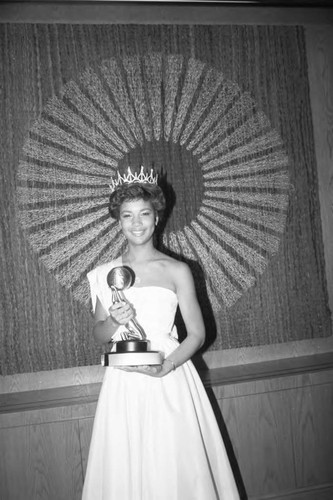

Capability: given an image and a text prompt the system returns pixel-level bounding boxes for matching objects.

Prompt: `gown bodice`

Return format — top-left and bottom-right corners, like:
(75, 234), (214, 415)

(122, 286), (178, 338)
(87, 261), (179, 344)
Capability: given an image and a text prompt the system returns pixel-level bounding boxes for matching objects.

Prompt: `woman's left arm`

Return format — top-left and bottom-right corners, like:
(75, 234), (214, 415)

(163, 261), (206, 369)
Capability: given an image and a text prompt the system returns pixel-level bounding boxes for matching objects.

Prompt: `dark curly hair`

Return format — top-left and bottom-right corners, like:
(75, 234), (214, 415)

(109, 183), (166, 221)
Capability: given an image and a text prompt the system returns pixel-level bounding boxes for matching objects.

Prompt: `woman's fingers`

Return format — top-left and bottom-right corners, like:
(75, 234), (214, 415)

(109, 301), (133, 324)
(117, 365), (163, 377)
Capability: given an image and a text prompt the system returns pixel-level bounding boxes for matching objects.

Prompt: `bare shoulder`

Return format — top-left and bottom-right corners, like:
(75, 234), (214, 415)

(157, 252), (188, 270)
(157, 253), (193, 287)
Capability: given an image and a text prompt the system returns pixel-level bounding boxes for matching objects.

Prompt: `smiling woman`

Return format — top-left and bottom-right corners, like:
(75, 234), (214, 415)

(82, 166), (240, 499)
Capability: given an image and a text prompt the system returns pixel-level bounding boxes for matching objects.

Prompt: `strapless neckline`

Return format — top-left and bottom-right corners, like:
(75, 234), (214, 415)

(129, 285), (177, 298)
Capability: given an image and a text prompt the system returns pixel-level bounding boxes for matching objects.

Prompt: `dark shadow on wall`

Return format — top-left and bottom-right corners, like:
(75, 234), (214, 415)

(206, 386), (248, 500)
(156, 173), (217, 353)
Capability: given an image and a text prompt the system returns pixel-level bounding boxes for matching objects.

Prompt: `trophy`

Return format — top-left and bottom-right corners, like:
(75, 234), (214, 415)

(101, 266), (163, 367)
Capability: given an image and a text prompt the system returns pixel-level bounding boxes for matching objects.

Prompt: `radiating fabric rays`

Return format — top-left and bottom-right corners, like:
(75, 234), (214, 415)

(163, 232), (182, 257)
(204, 171), (290, 190)
(164, 55), (184, 141)
(165, 230), (224, 310)
(197, 212), (268, 273)
(197, 112), (272, 162)
(202, 150), (289, 177)
(172, 58), (205, 143)
(205, 190), (289, 210)
(165, 230), (196, 261)
(179, 67), (225, 146)
(53, 226), (124, 288)
(18, 162), (111, 186)
(17, 186), (109, 204)
(64, 81), (130, 154)
(144, 53), (163, 141)
(44, 96), (124, 160)
(22, 141), (115, 177)
(199, 205), (281, 253)
(68, 230), (126, 304)
(122, 56), (153, 142)
(184, 226), (242, 307)
(199, 131), (282, 170)
(17, 51), (291, 308)
(19, 199), (108, 228)
(26, 211), (110, 251)
(79, 68), (137, 150)
(202, 199), (287, 233)
(191, 221), (256, 289)
(199, 130), (283, 165)
(30, 116), (118, 166)
(39, 220), (114, 270)
(56, 231), (126, 303)
(101, 58), (144, 145)
(188, 90), (254, 154)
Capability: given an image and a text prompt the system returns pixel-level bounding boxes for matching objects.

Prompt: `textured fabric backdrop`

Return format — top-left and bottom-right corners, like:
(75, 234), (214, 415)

(0, 24), (331, 375)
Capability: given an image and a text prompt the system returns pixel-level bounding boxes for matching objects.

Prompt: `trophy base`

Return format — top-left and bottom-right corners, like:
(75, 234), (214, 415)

(116, 339), (148, 353)
(102, 351), (163, 367)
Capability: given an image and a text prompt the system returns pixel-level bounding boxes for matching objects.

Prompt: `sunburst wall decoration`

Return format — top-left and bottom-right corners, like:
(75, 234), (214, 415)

(16, 52), (290, 310)
(0, 24), (331, 375)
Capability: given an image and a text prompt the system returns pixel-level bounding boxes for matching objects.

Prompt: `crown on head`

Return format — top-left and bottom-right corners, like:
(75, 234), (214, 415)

(109, 166), (158, 193)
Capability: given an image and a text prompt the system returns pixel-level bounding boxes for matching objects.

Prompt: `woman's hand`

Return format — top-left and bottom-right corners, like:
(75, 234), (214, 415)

(117, 362), (173, 378)
(108, 301), (134, 325)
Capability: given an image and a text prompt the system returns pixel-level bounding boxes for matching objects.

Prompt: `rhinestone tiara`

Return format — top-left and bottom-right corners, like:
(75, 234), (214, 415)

(109, 166), (158, 193)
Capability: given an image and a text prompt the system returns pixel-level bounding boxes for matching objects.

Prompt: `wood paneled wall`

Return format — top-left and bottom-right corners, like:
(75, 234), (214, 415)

(214, 369), (333, 499)
(1, 359), (333, 500)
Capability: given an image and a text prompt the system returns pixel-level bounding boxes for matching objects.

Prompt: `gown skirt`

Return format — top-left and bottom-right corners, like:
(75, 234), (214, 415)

(82, 265), (240, 500)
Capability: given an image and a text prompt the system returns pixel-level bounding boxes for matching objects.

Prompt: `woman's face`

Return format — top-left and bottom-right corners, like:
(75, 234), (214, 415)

(119, 198), (157, 246)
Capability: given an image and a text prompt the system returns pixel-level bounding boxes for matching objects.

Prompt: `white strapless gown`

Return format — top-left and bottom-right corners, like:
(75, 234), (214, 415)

(82, 263), (240, 500)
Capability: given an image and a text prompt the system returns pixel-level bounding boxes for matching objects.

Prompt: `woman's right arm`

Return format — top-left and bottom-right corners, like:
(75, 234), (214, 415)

(92, 297), (119, 345)
(92, 296), (134, 345)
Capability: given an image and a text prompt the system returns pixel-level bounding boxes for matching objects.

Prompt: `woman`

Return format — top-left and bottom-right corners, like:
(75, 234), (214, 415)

(82, 168), (240, 500)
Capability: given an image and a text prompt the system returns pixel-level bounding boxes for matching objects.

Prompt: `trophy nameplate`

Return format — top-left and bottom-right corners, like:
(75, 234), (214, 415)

(101, 266), (163, 367)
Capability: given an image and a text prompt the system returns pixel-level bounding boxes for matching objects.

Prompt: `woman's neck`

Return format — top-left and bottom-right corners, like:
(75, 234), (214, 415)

(124, 243), (158, 263)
